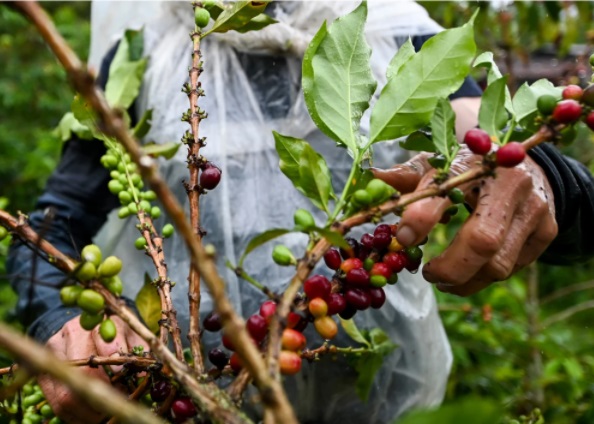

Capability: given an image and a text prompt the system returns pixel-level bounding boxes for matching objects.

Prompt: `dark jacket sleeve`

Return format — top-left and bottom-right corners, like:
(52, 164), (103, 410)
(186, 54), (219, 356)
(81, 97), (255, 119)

(7, 43), (121, 343)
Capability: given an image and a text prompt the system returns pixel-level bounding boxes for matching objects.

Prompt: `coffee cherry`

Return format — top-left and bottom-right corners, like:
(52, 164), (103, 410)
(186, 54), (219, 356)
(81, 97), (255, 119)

(346, 268), (370, 287)
(536, 94), (558, 116)
(118, 207), (131, 219)
(373, 224), (392, 236)
(200, 166), (221, 190)
(582, 85), (594, 107)
(0, 226), (7, 241)
(496, 142), (526, 168)
(79, 311), (103, 331)
(404, 246), (423, 262)
(246, 314), (268, 342)
(40, 404), (53, 418)
(101, 154), (118, 169)
(314, 316), (338, 340)
(108, 180), (124, 195)
(150, 206), (161, 219)
(222, 334), (235, 351)
(326, 293), (347, 315)
(139, 200), (151, 212)
(340, 237), (360, 260)
(359, 233), (374, 249)
(464, 128), (492, 155)
(303, 275), (331, 300)
(208, 348), (229, 370)
(562, 84), (583, 101)
(203, 311), (223, 332)
(282, 328), (307, 351)
(272, 245), (296, 266)
(128, 202), (139, 214)
(150, 380), (172, 402)
(340, 258), (363, 273)
(143, 190), (157, 201)
(405, 257), (422, 273)
(60, 285), (83, 307)
(339, 304), (357, 320)
(388, 273), (399, 285)
(81, 244), (102, 267)
(279, 351), (302, 375)
(363, 257), (375, 271)
(76, 261), (97, 281)
(309, 298), (328, 318)
(372, 232), (392, 250)
(387, 237), (404, 252)
(98, 256), (122, 278)
(99, 318), (117, 343)
(162, 223), (175, 238)
(344, 288), (371, 310)
(171, 398), (197, 423)
(352, 189), (372, 208)
(259, 300), (277, 323)
(552, 99), (582, 123)
(77, 289), (105, 314)
(369, 287), (386, 309)
(366, 179), (390, 203)
(448, 188), (465, 204)
(370, 262), (392, 279)
(194, 7), (211, 28)
(585, 111), (594, 131)
(135, 237), (147, 250)
(229, 353), (242, 373)
(370, 275), (387, 287)
(118, 191), (132, 205)
(287, 312), (308, 332)
(383, 252), (406, 273)
(294, 208), (316, 230)
(323, 248), (342, 270)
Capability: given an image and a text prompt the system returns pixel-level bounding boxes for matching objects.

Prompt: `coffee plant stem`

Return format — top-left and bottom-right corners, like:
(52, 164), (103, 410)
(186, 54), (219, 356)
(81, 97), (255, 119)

(225, 261), (277, 300)
(10, 3), (298, 422)
(0, 322), (165, 424)
(328, 151), (364, 223)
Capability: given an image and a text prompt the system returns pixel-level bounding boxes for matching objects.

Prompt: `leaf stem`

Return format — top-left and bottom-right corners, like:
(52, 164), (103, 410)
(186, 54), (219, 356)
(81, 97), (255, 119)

(328, 151), (363, 224)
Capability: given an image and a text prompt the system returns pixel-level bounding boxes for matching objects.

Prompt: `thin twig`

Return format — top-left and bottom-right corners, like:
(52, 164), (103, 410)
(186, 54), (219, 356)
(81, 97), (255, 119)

(540, 279), (594, 305)
(540, 299), (594, 329)
(227, 369), (252, 405)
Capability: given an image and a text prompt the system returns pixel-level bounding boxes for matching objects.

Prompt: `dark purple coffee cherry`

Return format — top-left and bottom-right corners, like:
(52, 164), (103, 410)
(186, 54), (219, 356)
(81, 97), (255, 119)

(203, 311), (222, 332)
(338, 304), (357, 320)
(200, 164), (222, 190)
(345, 288), (371, 310)
(340, 237), (360, 260)
(372, 232), (392, 250)
(373, 224), (392, 237)
(150, 380), (172, 402)
(171, 398), (197, 423)
(360, 233), (374, 249)
(346, 268), (370, 287)
(369, 287), (386, 309)
(208, 348), (229, 370)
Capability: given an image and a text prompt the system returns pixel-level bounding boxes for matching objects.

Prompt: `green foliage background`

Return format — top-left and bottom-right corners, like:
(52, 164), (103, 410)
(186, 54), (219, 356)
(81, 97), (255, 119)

(2, 2), (594, 423)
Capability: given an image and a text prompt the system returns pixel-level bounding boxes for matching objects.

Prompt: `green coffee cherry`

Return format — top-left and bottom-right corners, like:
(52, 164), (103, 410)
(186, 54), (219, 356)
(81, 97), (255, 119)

(590, 53), (594, 68)
(131, 174), (142, 187)
(150, 206), (161, 219)
(352, 189), (372, 207)
(118, 190), (132, 204)
(126, 163), (137, 173)
(79, 311), (104, 331)
(0, 226), (8, 241)
(98, 256), (123, 278)
(60, 285), (83, 307)
(162, 224), (175, 238)
(110, 170), (120, 179)
(128, 202), (139, 214)
(194, 7), (211, 28)
(370, 275), (387, 288)
(135, 237), (148, 250)
(104, 276), (124, 296)
(404, 246), (423, 262)
(75, 262), (97, 281)
(388, 273), (399, 285)
(117, 162), (126, 173)
(118, 207), (131, 219)
(108, 180), (124, 195)
(40, 404), (53, 418)
(272, 245), (296, 266)
(81, 244), (102, 267)
(537, 94), (558, 116)
(22, 384), (34, 396)
(448, 188), (465, 204)
(363, 257), (375, 271)
(143, 190), (157, 201)
(118, 174), (128, 185)
(99, 318), (117, 343)
(366, 179), (389, 203)
(49, 416), (63, 424)
(22, 393), (43, 408)
(139, 200), (151, 212)
(559, 126), (577, 146)
(77, 289), (105, 314)
(293, 209), (315, 230)
(100, 155), (118, 169)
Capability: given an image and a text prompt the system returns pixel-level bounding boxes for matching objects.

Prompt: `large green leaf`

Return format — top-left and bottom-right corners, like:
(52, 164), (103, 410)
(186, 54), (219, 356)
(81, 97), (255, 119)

(478, 76), (509, 141)
(202, 1), (269, 36)
(473, 52), (513, 114)
(239, 228), (291, 267)
(339, 318), (371, 347)
(233, 13), (277, 34)
(142, 142), (181, 159)
(54, 112), (93, 141)
(105, 59), (147, 110)
(512, 79), (562, 128)
(386, 38), (415, 80)
(399, 130), (435, 153)
(298, 144), (334, 214)
(431, 98), (458, 161)
(274, 131), (307, 186)
(308, 2), (376, 153)
(133, 109), (153, 138)
(370, 13), (477, 142)
(135, 276), (161, 334)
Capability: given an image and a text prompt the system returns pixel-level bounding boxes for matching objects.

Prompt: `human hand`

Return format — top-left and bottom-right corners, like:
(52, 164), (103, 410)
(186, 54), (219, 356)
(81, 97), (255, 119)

(39, 315), (149, 424)
(372, 147), (558, 296)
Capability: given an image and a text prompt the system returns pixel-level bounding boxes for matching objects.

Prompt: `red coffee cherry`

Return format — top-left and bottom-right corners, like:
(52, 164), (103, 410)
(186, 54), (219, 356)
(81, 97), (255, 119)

(259, 300), (277, 323)
(344, 288), (371, 310)
(200, 164), (222, 190)
(171, 398), (197, 423)
(369, 287), (386, 309)
(222, 334), (235, 351)
(346, 268), (370, 287)
(340, 258), (363, 273)
(246, 314), (268, 342)
(229, 352), (242, 373)
(373, 224), (392, 237)
(496, 142), (526, 168)
(303, 275), (331, 300)
(323, 248), (342, 270)
(585, 111), (594, 131)
(552, 99), (582, 123)
(464, 128), (492, 155)
(359, 233), (375, 249)
(281, 328), (307, 351)
(326, 293), (347, 316)
(279, 350), (302, 375)
(383, 252), (407, 273)
(562, 84), (583, 101)
(372, 232), (392, 250)
(287, 312), (308, 332)
(370, 262), (392, 279)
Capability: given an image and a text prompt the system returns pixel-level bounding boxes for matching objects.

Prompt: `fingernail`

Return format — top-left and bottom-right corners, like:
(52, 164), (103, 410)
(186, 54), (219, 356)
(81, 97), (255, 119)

(396, 225), (416, 246)
(110, 353), (123, 373)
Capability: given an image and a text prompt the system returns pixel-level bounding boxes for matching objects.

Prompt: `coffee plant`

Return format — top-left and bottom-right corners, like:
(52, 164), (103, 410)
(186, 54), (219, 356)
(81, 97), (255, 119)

(1, 1), (594, 423)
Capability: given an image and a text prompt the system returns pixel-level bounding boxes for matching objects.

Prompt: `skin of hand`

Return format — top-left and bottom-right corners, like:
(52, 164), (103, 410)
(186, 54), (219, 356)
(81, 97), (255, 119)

(38, 315), (149, 424)
(372, 146), (558, 296)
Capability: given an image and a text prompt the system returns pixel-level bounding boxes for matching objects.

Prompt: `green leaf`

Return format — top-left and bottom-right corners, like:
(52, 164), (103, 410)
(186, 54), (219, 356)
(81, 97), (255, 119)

(298, 144), (334, 214)
(344, 168), (374, 202)
(54, 112), (93, 141)
(512, 79), (563, 128)
(399, 130), (435, 153)
(370, 13), (477, 142)
(123, 28), (144, 61)
(309, 2), (377, 153)
(396, 397), (502, 424)
(142, 142), (181, 159)
(478, 76), (509, 141)
(71, 94), (96, 127)
(386, 38), (415, 80)
(339, 318), (371, 347)
(105, 59), (147, 110)
(204, 1), (225, 20)
(133, 109), (153, 138)
(239, 228), (291, 267)
(430, 98), (457, 160)
(473, 52), (513, 114)
(135, 276), (161, 333)
(274, 131), (307, 186)
(312, 227), (349, 249)
(202, 1), (269, 36)
(233, 14), (277, 34)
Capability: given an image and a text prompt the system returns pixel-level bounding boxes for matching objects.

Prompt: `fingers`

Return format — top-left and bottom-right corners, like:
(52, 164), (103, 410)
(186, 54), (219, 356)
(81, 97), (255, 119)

(371, 152), (433, 194)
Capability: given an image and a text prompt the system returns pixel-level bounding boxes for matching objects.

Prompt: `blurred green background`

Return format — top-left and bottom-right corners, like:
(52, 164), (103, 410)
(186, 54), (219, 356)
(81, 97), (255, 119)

(2, 2), (594, 423)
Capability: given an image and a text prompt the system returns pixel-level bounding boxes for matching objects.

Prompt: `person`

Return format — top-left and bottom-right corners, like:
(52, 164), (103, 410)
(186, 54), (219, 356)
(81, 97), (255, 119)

(7, 1), (594, 423)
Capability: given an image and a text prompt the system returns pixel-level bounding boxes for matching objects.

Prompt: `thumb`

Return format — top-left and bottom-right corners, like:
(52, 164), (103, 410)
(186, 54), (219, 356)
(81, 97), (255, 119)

(370, 153), (433, 194)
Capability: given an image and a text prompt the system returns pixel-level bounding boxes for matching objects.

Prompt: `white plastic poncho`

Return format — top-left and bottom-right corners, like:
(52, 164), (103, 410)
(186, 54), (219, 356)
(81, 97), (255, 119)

(92, 2), (451, 422)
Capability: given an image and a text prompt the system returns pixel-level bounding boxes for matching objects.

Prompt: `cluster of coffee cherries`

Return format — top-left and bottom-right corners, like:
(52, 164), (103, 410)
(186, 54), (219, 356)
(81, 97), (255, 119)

(59, 244), (123, 343)
(142, 378), (197, 424)
(2, 382), (61, 424)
